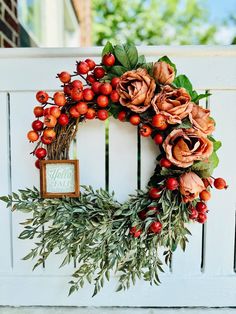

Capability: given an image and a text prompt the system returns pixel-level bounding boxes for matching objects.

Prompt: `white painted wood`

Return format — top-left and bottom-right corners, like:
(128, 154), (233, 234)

(0, 274), (236, 306)
(0, 93), (12, 272)
(76, 119), (106, 189)
(9, 92), (43, 274)
(109, 118), (137, 202)
(204, 90), (236, 275)
(0, 47), (236, 91)
(172, 92), (207, 275)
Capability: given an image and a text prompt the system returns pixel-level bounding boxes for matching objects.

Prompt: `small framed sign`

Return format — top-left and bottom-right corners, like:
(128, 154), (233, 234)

(40, 160), (79, 198)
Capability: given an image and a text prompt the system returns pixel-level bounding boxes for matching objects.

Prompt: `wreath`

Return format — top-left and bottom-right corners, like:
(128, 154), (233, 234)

(0, 42), (228, 296)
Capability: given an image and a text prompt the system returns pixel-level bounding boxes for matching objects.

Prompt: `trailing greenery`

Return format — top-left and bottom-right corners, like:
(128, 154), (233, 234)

(0, 186), (190, 296)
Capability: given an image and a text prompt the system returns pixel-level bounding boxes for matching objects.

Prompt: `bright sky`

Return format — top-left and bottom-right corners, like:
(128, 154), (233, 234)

(207, 0), (236, 22)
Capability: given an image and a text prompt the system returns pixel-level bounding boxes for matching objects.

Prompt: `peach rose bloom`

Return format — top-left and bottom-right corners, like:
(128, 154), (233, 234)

(179, 172), (205, 202)
(189, 103), (215, 135)
(162, 128), (213, 168)
(116, 68), (156, 113)
(151, 85), (193, 124)
(153, 61), (175, 84)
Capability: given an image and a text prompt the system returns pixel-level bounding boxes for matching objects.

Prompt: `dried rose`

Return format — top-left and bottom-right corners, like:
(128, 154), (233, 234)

(179, 172), (205, 202)
(189, 103), (215, 135)
(117, 68), (156, 113)
(162, 128), (213, 168)
(153, 61), (175, 84)
(151, 85), (192, 124)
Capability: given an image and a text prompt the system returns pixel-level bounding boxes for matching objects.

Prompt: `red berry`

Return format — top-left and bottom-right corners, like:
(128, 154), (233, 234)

(130, 226), (142, 238)
(129, 115), (140, 126)
(64, 84), (73, 95)
(197, 213), (207, 224)
(199, 190), (211, 201)
(102, 53), (115, 67)
(77, 61), (90, 74)
(32, 120), (43, 131)
(43, 128), (56, 140)
(71, 80), (83, 90)
(97, 109), (109, 121)
(71, 89), (83, 101)
(140, 125), (152, 137)
(94, 67), (105, 79)
(189, 207), (198, 220)
(154, 133), (163, 145)
(97, 95), (109, 108)
(35, 147), (47, 159)
(53, 92), (66, 107)
(196, 202), (208, 213)
(214, 178), (228, 190)
(76, 102), (88, 115)
(44, 114), (57, 128)
(165, 178), (179, 190)
(58, 113), (69, 126)
(149, 187), (161, 199)
(160, 158), (172, 168)
(149, 221), (162, 234)
(152, 114), (168, 130)
(110, 90), (120, 103)
(118, 111), (126, 122)
(50, 106), (61, 118)
(111, 77), (120, 89)
(85, 108), (96, 120)
(35, 159), (41, 169)
(83, 88), (94, 101)
(138, 210), (146, 220)
(27, 130), (39, 142)
(33, 106), (44, 117)
(99, 83), (112, 95)
(85, 58), (96, 70)
(69, 106), (80, 118)
(92, 81), (102, 94)
(43, 108), (51, 116)
(41, 136), (53, 145)
(86, 74), (96, 84)
(36, 91), (49, 104)
(58, 71), (71, 83)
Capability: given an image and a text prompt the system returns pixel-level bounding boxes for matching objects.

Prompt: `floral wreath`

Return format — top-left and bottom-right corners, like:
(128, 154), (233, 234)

(0, 42), (228, 296)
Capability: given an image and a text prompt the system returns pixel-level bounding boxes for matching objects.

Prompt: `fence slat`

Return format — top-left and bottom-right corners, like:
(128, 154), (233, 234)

(0, 92), (12, 272)
(171, 92), (207, 275)
(109, 118), (137, 202)
(9, 92), (43, 274)
(204, 90), (236, 275)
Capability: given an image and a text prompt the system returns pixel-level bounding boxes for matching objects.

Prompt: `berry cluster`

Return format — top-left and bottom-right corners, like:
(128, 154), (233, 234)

(27, 54), (120, 168)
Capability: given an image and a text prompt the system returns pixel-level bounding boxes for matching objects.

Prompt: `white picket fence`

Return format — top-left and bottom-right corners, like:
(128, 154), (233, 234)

(0, 46), (236, 307)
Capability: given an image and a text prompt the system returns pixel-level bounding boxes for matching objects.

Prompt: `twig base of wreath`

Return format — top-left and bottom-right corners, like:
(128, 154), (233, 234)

(40, 159), (79, 198)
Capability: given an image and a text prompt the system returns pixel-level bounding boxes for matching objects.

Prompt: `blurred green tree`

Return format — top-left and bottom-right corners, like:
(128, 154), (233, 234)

(92, 0), (217, 45)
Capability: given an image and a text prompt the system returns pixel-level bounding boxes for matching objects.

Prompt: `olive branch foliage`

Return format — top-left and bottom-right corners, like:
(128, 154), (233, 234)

(0, 185), (191, 296)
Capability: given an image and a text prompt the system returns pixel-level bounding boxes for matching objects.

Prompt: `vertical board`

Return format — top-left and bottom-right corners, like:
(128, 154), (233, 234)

(9, 92), (43, 274)
(172, 92), (207, 275)
(76, 119), (106, 189)
(109, 118), (137, 202)
(204, 90), (236, 276)
(0, 93), (12, 272)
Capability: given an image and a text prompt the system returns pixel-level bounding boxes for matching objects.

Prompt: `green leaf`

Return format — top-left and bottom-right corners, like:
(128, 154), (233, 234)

(114, 43), (138, 69)
(140, 62), (153, 75)
(158, 56), (177, 74)
(137, 55), (146, 65)
(192, 92), (211, 103)
(0, 196), (10, 203)
(175, 118), (192, 129)
(173, 75), (193, 95)
(102, 41), (114, 56)
(110, 65), (127, 76)
(208, 136), (222, 151)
